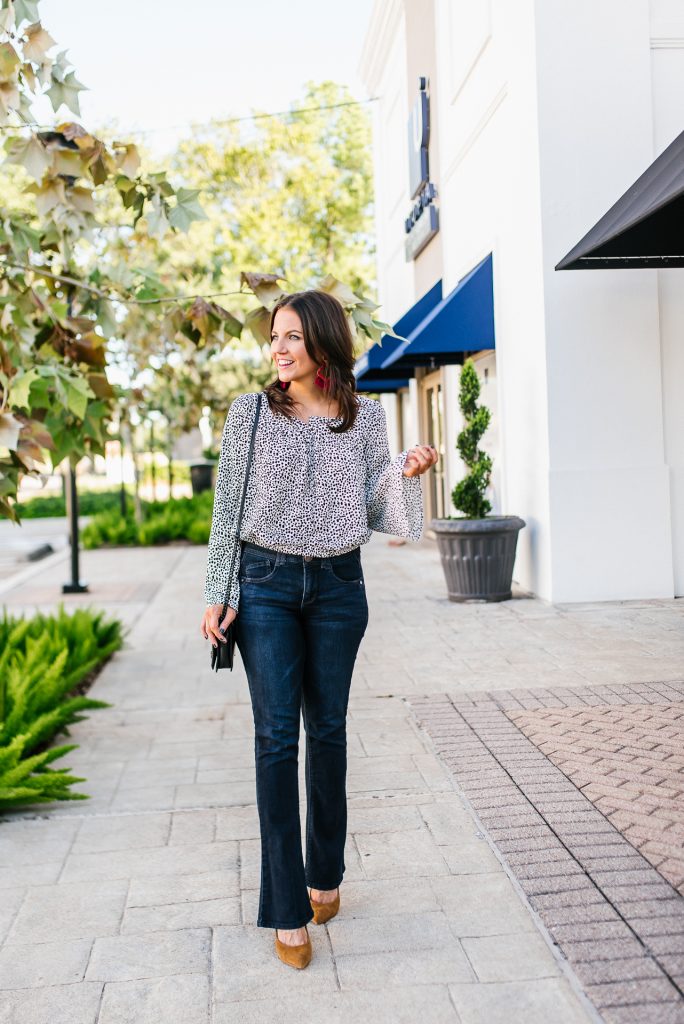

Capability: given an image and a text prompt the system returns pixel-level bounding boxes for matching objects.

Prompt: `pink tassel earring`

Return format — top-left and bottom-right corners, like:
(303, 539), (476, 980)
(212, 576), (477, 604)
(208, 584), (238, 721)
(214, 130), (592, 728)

(314, 363), (330, 390)
(278, 379), (290, 390)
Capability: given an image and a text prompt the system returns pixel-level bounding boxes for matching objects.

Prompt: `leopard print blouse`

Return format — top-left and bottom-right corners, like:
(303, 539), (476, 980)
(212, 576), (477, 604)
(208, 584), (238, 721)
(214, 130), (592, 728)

(203, 391), (424, 609)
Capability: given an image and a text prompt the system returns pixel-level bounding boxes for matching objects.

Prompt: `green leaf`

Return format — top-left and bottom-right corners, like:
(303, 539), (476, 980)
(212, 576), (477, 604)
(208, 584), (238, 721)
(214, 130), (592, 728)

(96, 299), (118, 338)
(4, 133), (50, 181)
(145, 194), (169, 238)
(133, 286), (158, 301)
(19, 372), (50, 409)
(0, 4), (15, 31)
(63, 377), (93, 420)
(51, 148), (84, 178)
(46, 70), (87, 116)
(114, 175), (137, 194)
(30, 177), (66, 216)
(5, 219), (41, 258)
(80, 397), (107, 439)
(168, 188), (207, 231)
(12, 0), (40, 25)
(9, 367), (40, 409)
(49, 50), (70, 85)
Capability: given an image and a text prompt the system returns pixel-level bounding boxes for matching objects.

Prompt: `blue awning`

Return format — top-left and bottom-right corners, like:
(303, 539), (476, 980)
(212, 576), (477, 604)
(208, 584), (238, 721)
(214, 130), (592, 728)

(380, 254), (494, 370)
(354, 280), (442, 390)
(355, 377), (411, 393)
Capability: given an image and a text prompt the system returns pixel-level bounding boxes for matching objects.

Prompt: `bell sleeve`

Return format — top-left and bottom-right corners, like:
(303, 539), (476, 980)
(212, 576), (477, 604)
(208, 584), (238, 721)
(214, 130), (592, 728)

(364, 401), (424, 541)
(203, 393), (252, 611)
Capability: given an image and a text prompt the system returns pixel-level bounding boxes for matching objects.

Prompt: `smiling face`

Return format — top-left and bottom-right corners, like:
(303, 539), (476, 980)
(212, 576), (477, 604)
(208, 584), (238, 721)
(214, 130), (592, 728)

(270, 306), (321, 384)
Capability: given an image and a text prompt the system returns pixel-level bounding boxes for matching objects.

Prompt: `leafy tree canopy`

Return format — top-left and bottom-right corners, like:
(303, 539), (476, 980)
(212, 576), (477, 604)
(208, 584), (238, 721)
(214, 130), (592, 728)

(0, 2), (395, 522)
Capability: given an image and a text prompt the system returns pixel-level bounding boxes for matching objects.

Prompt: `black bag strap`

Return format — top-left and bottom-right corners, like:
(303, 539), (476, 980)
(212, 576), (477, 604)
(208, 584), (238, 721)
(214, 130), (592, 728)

(221, 391), (263, 614)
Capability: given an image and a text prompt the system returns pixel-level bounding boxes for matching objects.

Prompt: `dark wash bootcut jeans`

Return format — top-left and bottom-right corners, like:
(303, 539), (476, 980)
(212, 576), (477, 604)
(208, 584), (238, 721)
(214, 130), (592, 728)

(234, 540), (369, 929)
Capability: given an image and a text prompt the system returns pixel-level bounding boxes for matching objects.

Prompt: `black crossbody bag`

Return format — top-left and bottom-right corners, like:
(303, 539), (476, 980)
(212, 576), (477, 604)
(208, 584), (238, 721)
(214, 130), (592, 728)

(210, 391), (263, 672)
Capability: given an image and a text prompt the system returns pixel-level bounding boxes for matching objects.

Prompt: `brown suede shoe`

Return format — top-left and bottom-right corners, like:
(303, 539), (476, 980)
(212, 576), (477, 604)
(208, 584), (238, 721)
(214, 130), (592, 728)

(309, 886), (340, 925)
(274, 925), (312, 969)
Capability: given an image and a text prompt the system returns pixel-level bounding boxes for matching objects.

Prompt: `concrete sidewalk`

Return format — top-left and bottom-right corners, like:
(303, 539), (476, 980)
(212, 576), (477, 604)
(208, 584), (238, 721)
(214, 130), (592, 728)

(0, 515), (74, 585)
(0, 535), (680, 1023)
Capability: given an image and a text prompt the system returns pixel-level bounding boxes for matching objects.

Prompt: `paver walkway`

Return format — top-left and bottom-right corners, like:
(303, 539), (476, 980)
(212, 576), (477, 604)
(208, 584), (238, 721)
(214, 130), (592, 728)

(0, 535), (681, 1023)
(410, 683), (684, 1023)
(511, 701), (684, 895)
(0, 516), (71, 583)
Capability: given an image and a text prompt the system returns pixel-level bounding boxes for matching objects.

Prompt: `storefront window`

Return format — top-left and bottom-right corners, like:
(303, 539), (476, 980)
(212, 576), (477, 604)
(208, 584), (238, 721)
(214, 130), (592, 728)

(423, 374), (446, 521)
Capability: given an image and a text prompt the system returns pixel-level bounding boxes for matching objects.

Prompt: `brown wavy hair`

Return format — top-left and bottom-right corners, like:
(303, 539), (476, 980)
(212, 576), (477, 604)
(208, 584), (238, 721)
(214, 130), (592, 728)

(264, 289), (360, 433)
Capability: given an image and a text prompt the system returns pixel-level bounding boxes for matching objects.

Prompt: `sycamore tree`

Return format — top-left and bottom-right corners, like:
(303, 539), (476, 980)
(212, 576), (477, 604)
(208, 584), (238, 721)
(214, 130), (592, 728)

(120, 80), (384, 444)
(168, 80), (376, 296)
(0, 7), (399, 523)
(130, 268), (399, 459)
(0, 0), (207, 521)
(96, 81), (390, 451)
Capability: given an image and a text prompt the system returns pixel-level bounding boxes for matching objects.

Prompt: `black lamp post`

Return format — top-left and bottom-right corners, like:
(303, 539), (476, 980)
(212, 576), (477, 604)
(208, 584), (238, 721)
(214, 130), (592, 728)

(117, 407), (127, 518)
(62, 458), (88, 594)
(62, 284), (88, 594)
(149, 416), (156, 502)
(119, 435), (127, 518)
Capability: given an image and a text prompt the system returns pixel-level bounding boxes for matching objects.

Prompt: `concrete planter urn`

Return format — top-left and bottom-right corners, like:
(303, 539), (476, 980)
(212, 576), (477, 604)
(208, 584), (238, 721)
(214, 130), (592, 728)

(430, 515), (526, 602)
(433, 357), (526, 602)
(189, 460), (216, 495)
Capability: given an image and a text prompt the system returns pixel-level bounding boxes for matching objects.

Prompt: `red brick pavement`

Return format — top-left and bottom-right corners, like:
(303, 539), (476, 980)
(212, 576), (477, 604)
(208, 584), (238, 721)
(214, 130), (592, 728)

(509, 704), (684, 896)
(407, 681), (684, 1024)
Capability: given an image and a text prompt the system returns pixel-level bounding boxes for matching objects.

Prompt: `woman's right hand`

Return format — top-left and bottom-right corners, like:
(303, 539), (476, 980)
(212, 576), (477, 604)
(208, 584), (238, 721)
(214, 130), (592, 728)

(200, 604), (237, 647)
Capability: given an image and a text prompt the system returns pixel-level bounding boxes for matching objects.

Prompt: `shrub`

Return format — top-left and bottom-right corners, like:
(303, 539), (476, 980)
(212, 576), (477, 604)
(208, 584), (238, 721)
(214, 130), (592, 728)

(83, 492), (212, 548)
(16, 488), (133, 519)
(451, 358), (493, 519)
(0, 605), (124, 810)
(82, 508), (140, 548)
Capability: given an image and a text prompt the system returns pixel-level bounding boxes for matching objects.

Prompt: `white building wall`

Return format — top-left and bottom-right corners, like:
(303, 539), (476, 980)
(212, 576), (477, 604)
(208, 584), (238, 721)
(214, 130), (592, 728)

(433, 0), (552, 596)
(650, 0), (684, 596)
(471, 353), (502, 515)
(360, 2), (415, 463)
(535, 0), (674, 601)
(442, 363), (462, 512)
(380, 392), (401, 455)
(360, 0), (682, 600)
(362, 1), (415, 329)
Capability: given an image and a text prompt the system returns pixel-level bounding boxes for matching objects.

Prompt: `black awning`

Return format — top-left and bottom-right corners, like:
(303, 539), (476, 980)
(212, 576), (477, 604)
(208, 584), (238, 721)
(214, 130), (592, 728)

(556, 129), (684, 270)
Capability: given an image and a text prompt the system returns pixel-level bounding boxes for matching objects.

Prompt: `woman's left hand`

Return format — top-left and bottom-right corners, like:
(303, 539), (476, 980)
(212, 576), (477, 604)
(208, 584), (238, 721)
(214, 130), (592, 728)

(402, 444), (439, 478)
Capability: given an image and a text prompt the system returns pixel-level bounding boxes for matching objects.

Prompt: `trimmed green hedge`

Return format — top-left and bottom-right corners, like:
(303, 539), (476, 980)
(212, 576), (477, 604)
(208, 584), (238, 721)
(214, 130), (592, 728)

(83, 492), (212, 548)
(17, 468), (192, 519)
(0, 605), (124, 811)
(16, 488), (131, 519)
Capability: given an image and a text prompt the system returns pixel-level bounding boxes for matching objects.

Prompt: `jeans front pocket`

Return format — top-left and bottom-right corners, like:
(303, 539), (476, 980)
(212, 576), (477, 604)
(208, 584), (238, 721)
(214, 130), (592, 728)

(327, 549), (363, 584)
(239, 550), (279, 583)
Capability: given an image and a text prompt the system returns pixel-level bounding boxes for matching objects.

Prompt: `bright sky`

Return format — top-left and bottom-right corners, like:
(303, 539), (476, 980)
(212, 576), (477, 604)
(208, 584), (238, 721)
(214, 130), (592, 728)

(36, 0), (376, 157)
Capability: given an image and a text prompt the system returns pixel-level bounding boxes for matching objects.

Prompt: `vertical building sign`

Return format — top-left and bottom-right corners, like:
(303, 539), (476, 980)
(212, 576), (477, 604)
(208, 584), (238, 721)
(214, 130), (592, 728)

(405, 76), (439, 260)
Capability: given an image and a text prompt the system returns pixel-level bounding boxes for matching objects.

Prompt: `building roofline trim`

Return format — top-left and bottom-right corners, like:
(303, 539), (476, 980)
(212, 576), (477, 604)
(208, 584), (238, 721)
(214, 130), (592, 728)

(357, 0), (404, 93)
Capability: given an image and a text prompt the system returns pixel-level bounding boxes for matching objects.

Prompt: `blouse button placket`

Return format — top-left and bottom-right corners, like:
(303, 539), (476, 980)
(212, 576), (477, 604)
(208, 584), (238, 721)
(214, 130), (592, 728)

(296, 418), (315, 527)
(305, 421), (317, 489)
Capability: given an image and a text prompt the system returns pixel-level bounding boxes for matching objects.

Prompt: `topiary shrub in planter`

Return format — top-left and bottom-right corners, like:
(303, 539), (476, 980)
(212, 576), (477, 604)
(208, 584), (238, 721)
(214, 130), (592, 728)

(431, 358), (525, 602)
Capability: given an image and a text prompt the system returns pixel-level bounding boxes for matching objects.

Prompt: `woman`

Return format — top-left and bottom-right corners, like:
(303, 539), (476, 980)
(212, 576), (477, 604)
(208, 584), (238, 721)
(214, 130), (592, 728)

(200, 289), (438, 969)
